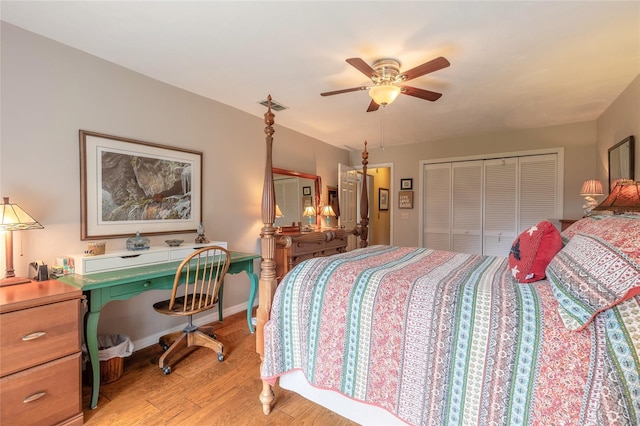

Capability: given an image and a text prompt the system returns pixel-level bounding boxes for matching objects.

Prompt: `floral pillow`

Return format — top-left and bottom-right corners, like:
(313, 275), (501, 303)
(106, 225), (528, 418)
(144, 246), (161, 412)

(508, 220), (563, 283)
(546, 233), (640, 331)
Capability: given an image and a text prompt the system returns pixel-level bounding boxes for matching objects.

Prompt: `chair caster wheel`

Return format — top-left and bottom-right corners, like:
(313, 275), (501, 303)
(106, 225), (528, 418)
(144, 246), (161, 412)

(217, 353), (224, 362)
(160, 343), (169, 351)
(162, 366), (171, 375)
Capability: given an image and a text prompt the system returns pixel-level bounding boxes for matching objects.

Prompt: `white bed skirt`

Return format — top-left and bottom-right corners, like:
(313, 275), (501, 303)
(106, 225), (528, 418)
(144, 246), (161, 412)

(279, 369), (409, 425)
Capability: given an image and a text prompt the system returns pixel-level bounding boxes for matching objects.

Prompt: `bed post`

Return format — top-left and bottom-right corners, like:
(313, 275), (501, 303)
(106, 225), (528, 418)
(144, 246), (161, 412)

(359, 141), (369, 248)
(258, 95), (277, 415)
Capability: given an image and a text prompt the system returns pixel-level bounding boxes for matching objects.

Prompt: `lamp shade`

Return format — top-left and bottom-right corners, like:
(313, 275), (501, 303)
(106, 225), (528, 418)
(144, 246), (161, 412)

(303, 206), (316, 217)
(321, 205), (336, 217)
(579, 179), (604, 196)
(0, 197), (43, 231)
(275, 204), (284, 218)
(592, 180), (640, 212)
(369, 84), (401, 106)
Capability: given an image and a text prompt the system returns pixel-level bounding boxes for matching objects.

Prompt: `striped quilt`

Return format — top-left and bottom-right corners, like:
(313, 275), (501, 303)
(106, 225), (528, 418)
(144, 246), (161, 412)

(261, 245), (639, 425)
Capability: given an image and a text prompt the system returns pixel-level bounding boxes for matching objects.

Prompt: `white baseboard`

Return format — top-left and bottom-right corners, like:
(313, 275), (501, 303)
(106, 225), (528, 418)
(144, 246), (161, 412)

(131, 301), (254, 351)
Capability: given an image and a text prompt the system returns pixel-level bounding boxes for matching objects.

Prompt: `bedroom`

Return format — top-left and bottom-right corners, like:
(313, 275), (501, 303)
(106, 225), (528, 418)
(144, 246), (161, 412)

(1, 1), (639, 424)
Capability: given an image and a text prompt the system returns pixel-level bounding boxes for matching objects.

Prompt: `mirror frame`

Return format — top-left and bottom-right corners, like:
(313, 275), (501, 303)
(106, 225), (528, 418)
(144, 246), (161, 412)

(608, 135), (635, 192)
(273, 167), (322, 227)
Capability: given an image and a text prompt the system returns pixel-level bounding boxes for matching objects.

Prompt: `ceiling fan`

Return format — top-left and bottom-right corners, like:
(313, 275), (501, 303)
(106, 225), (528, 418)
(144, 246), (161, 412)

(320, 56), (450, 112)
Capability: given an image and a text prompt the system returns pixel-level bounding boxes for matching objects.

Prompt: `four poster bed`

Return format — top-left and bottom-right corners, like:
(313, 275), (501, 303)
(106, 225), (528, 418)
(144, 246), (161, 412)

(255, 98), (640, 425)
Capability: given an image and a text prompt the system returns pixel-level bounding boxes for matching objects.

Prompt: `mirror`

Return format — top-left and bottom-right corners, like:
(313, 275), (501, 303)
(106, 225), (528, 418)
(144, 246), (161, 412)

(608, 136), (635, 192)
(273, 167), (321, 229)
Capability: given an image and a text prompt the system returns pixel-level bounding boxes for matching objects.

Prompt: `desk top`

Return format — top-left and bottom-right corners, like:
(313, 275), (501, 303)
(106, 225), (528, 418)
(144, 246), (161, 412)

(58, 251), (259, 290)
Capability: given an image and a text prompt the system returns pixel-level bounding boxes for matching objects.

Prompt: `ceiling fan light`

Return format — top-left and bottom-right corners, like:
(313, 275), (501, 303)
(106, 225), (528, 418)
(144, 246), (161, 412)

(369, 84), (401, 106)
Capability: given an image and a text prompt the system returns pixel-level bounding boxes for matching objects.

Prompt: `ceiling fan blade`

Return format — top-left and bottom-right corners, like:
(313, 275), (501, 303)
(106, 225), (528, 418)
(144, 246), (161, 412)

(346, 58), (380, 80)
(400, 57), (450, 82)
(400, 86), (443, 102)
(367, 99), (380, 112)
(320, 86), (368, 96)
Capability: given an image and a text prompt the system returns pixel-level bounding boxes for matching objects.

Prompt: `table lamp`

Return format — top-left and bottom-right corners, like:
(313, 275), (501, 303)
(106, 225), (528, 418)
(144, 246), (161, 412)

(579, 179), (604, 215)
(1, 197), (44, 286)
(592, 180), (640, 213)
(303, 206), (316, 227)
(321, 205), (336, 228)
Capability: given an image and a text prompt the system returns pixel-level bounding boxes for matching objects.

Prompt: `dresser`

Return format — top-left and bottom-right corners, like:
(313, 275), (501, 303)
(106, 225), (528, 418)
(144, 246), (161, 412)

(275, 228), (357, 281)
(0, 279), (83, 425)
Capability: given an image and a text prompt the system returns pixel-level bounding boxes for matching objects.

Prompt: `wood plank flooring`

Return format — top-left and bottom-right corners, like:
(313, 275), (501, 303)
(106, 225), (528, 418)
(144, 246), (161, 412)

(82, 310), (357, 425)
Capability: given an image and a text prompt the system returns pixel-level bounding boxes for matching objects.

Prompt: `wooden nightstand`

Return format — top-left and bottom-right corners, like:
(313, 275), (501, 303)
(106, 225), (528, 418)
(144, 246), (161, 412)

(559, 219), (578, 231)
(0, 279), (83, 425)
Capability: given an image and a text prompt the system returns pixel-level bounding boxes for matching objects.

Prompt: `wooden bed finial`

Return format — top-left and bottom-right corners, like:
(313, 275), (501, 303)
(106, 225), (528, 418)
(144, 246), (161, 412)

(359, 141), (369, 248)
(258, 94), (277, 415)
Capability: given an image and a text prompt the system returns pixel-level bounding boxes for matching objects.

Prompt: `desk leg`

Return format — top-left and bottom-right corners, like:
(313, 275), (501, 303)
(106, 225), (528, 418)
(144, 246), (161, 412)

(218, 281), (224, 322)
(246, 271), (258, 333)
(85, 310), (101, 409)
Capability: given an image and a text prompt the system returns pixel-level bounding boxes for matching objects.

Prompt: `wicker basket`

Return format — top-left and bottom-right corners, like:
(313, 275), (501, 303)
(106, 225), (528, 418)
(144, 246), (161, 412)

(100, 357), (124, 384)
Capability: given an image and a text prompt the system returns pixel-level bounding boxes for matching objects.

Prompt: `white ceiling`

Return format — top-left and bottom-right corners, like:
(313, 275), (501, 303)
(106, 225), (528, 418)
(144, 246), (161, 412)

(2, 1), (639, 151)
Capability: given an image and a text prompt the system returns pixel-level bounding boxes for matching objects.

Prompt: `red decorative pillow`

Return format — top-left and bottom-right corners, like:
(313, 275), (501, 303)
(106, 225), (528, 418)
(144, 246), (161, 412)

(509, 221), (563, 283)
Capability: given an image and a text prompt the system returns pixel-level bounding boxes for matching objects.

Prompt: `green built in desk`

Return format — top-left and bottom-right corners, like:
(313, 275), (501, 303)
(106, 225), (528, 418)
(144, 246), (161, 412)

(58, 251), (259, 409)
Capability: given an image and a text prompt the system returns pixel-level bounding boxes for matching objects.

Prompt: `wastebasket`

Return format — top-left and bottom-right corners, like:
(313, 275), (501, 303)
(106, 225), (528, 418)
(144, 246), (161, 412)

(95, 334), (134, 384)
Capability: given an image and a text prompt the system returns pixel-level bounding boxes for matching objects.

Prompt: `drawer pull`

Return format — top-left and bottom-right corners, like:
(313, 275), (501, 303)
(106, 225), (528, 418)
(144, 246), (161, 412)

(143, 281), (151, 288)
(120, 254), (141, 259)
(22, 331), (46, 341)
(23, 391), (46, 403)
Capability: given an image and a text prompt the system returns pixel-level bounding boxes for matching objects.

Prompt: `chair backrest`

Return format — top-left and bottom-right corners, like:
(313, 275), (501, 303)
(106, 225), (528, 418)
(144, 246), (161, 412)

(168, 246), (231, 314)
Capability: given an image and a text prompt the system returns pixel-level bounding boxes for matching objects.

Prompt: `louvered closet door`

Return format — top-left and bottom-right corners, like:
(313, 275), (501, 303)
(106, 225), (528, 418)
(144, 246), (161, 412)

(423, 163), (451, 250)
(483, 158), (517, 257)
(452, 161), (482, 254)
(519, 154), (559, 232)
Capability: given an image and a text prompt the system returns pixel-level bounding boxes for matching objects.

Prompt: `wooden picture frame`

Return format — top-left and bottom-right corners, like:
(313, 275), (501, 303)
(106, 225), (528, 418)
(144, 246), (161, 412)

(399, 190), (414, 209)
(302, 186), (312, 196)
(79, 130), (203, 240)
(608, 135), (635, 192)
(400, 178), (413, 190)
(379, 188), (389, 211)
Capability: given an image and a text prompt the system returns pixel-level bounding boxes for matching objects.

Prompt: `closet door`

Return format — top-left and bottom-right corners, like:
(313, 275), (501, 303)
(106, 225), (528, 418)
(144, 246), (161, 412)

(451, 161), (483, 254)
(519, 154), (559, 232)
(423, 163), (451, 250)
(483, 158), (517, 257)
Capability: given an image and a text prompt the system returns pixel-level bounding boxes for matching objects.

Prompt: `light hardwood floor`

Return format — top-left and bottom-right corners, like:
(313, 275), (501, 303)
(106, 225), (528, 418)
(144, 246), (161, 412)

(82, 310), (357, 425)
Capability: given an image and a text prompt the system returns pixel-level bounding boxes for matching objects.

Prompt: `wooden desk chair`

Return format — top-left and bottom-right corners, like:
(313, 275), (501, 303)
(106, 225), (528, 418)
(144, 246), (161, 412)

(153, 246), (230, 374)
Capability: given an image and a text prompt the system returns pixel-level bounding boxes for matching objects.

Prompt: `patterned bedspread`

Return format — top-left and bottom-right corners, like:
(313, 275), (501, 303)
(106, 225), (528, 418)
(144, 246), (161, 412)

(261, 245), (639, 425)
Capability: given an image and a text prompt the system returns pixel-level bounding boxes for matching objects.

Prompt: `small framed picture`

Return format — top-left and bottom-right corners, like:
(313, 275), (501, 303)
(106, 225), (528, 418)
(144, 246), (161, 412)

(379, 188), (389, 211)
(400, 178), (413, 190)
(399, 191), (414, 209)
(302, 186), (311, 196)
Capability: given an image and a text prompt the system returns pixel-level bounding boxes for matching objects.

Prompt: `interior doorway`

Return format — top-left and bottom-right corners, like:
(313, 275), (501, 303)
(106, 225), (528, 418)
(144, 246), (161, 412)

(339, 163), (392, 248)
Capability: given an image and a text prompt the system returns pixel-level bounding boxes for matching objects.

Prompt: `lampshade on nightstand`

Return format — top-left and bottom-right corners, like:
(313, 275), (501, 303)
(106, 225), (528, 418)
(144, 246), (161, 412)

(579, 179), (604, 215)
(592, 180), (640, 213)
(0, 197), (44, 286)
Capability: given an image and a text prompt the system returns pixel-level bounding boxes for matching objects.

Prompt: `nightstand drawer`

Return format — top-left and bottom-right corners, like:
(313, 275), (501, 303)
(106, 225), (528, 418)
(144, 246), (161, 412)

(0, 353), (81, 426)
(0, 299), (80, 376)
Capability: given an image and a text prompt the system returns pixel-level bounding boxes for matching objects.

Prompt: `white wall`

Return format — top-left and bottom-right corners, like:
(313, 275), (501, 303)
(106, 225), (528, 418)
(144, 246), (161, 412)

(0, 23), (349, 346)
(596, 75), (640, 185)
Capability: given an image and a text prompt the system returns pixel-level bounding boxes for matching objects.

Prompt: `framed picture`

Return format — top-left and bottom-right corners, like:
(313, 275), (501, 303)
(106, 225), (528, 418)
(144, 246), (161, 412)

(400, 178), (413, 190)
(379, 188), (389, 211)
(303, 186), (312, 196)
(79, 130), (203, 240)
(399, 190), (414, 209)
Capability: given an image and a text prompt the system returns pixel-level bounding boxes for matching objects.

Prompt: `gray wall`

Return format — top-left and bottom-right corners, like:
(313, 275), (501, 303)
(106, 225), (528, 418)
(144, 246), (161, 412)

(0, 23), (349, 346)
